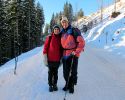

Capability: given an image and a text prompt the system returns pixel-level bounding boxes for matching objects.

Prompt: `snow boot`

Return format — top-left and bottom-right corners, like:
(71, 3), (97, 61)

(49, 86), (53, 92)
(63, 84), (70, 91)
(53, 84), (58, 91)
(69, 85), (74, 94)
(63, 86), (68, 91)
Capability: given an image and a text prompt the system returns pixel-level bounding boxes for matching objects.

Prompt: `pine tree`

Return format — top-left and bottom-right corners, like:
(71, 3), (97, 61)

(39, 6), (45, 45)
(0, 0), (13, 65)
(58, 11), (63, 26)
(22, 0), (36, 51)
(28, 0), (35, 49)
(35, 2), (45, 46)
(77, 8), (84, 19)
(68, 3), (73, 23)
(6, 0), (20, 59)
(50, 13), (55, 32)
(40, 6), (45, 32)
(0, 0), (45, 65)
(55, 13), (62, 25)
(63, 2), (69, 18)
(63, 2), (73, 23)
(0, 0), (5, 65)
(44, 24), (50, 35)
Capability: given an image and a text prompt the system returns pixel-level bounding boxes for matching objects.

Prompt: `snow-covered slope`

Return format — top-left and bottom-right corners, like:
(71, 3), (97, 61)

(80, 1), (125, 58)
(77, 0), (125, 28)
(0, 45), (125, 100)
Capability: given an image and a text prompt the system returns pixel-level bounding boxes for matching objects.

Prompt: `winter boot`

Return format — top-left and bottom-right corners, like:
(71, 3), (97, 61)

(53, 84), (58, 91)
(69, 85), (74, 94)
(49, 86), (53, 92)
(63, 84), (70, 91)
(63, 85), (67, 91)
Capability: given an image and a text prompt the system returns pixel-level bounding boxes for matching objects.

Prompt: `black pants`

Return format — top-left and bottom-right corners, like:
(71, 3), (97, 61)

(48, 61), (60, 86)
(62, 56), (78, 86)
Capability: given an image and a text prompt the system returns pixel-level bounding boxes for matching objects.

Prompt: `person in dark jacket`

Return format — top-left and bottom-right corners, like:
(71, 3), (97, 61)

(43, 25), (62, 92)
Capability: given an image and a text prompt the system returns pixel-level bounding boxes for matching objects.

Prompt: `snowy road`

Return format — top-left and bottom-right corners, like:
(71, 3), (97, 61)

(0, 45), (125, 100)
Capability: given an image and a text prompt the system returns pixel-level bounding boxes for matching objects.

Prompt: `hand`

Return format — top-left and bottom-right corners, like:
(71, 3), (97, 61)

(43, 54), (48, 66)
(71, 51), (76, 56)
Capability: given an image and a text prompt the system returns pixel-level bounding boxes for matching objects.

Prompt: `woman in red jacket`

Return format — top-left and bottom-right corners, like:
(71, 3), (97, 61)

(43, 25), (62, 92)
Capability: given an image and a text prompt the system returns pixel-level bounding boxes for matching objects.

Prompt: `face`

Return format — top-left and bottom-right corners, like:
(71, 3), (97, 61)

(54, 28), (60, 34)
(61, 20), (69, 29)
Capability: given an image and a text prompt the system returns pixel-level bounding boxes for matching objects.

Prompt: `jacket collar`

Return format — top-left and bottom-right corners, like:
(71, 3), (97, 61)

(61, 25), (73, 34)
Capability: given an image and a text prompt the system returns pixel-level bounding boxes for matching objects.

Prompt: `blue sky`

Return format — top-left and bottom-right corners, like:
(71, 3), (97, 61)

(36, 0), (114, 24)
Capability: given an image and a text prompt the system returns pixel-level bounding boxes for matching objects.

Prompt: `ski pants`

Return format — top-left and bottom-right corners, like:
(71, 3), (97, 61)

(48, 61), (60, 86)
(62, 56), (78, 86)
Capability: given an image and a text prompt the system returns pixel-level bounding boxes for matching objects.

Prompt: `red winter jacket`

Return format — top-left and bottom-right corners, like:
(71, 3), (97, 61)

(61, 26), (85, 57)
(43, 33), (62, 62)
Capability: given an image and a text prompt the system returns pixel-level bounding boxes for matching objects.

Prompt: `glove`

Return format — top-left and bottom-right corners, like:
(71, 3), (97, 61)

(43, 54), (48, 66)
(71, 51), (76, 56)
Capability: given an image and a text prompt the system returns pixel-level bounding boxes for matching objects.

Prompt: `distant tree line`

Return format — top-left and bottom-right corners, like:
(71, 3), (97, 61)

(44, 1), (84, 34)
(0, 0), (45, 65)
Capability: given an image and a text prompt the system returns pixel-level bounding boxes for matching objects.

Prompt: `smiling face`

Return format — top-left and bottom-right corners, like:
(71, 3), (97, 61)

(54, 28), (60, 34)
(61, 20), (69, 29)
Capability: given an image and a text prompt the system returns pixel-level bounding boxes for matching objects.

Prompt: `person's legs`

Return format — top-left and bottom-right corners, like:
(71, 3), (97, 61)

(53, 62), (60, 91)
(69, 56), (78, 93)
(62, 57), (71, 91)
(48, 67), (53, 86)
(48, 62), (54, 92)
(71, 56), (78, 85)
(63, 58), (70, 82)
